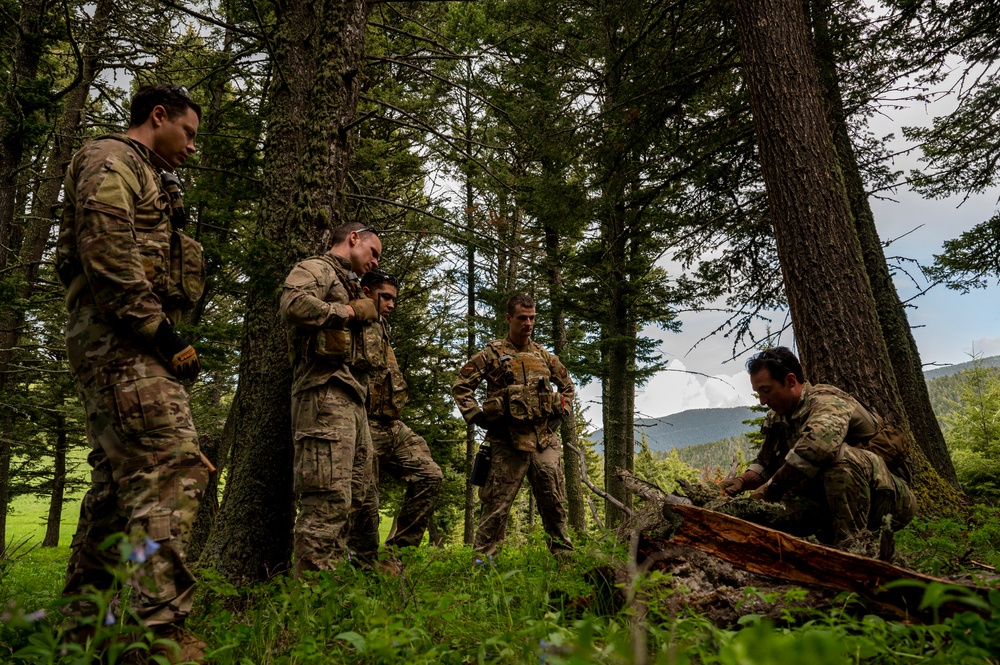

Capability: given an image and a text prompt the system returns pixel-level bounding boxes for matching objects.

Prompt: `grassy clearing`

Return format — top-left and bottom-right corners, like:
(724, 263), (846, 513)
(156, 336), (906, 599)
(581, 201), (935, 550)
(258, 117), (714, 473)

(2, 511), (1000, 664)
(6, 493), (85, 548)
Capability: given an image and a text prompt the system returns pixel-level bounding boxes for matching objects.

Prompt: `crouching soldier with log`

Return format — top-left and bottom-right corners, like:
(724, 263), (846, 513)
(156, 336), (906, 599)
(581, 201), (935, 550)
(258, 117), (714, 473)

(452, 294), (574, 559)
(722, 347), (916, 548)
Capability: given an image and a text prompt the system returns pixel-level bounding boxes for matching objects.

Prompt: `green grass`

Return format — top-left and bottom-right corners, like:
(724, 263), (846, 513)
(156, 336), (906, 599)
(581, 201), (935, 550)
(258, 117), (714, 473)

(3, 505), (1000, 663)
(6, 493), (85, 548)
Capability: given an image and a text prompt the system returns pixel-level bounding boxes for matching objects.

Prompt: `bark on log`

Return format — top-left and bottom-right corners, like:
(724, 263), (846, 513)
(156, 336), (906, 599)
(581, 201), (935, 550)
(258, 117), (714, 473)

(660, 502), (991, 621)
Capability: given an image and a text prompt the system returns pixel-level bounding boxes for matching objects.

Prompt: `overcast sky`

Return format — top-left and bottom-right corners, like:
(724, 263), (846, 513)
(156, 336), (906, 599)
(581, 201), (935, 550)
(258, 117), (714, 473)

(577, 98), (1000, 421)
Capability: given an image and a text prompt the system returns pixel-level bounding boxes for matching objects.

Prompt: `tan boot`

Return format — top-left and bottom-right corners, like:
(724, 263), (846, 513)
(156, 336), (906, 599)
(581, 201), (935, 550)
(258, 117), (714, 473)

(150, 624), (207, 664)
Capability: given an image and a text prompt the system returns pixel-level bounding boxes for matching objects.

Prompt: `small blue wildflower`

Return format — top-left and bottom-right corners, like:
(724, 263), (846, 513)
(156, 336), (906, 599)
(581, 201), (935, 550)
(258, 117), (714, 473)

(104, 609), (116, 626)
(24, 609), (47, 623)
(128, 537), (161, 564)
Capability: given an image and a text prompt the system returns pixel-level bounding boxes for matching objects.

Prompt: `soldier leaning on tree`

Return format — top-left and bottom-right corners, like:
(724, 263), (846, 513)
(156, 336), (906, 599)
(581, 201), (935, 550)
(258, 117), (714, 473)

(452, 294), (575, 559)
(349, 271), (443, 559)
(722, 347), (917, 547)
(279, 222), (384, 576)
(55, 84), (210, 661)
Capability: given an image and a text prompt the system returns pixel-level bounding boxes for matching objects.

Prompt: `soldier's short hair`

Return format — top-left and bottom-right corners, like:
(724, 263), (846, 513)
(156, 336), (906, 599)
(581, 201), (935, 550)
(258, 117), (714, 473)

(506, 294), (535, 315)
(746, 347), (805, 383)
(130, 84), (202, 127)
(360, 270), (399, 291)
(331, 221), (380, 245)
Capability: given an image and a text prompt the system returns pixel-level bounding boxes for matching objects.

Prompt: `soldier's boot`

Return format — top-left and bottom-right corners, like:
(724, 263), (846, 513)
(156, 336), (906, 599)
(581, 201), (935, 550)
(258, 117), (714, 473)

(149, 624), (206, 664)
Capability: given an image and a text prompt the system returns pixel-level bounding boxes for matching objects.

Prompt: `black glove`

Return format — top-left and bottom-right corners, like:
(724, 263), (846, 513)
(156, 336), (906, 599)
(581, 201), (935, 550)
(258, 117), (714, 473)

(155, 319), (201, 381)
(763, 463), (807, 502)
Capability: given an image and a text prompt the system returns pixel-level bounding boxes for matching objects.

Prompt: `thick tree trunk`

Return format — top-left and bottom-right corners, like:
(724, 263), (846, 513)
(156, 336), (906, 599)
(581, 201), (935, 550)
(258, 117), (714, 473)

(602, 283), (636, 527)
(809, 0), (959, 488)
(732, 0), (962, 515)
(201, 0), (370, 584)
(42, 418), (68, 547)
(463, 71), (478, 545)
(0, 0), (48, 553)
(544, 227), (585, 531)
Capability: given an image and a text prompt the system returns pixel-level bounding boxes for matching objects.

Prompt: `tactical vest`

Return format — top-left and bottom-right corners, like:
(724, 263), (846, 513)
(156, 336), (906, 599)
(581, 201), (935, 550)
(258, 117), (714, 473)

(369, 343), (408, 420)
(56, 135), (205, 313)
(485, 341), (559, 424)
(309, 263), (386, 371)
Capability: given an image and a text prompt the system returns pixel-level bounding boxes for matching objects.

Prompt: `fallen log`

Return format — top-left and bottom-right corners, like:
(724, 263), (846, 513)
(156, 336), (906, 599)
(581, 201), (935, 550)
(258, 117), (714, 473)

(660, 501), (994, 621)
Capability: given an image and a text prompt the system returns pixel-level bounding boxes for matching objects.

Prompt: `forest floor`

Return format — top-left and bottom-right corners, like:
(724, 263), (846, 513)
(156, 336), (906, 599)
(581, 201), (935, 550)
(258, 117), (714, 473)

(2, 505), (1000, 664)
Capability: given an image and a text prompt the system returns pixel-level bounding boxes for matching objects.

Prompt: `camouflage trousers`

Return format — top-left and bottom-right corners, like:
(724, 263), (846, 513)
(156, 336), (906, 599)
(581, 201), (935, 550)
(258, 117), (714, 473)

(63, 307), (208, 627)
(353, 419), (442, 553)
(475, 441), (573, 556)
(772, 447), (917, 545)
(291, 381), (377, 576)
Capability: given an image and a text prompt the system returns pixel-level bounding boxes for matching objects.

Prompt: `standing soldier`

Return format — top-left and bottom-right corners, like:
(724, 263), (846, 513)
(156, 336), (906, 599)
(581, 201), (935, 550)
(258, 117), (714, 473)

(352, 271), (443, 553)
(280, 222), (383, 576)
(452, 294), (575, 558)
(56, 84), (210, 661)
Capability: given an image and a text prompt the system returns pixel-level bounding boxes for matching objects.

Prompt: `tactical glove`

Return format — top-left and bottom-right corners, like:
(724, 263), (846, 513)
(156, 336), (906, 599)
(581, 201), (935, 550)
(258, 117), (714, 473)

(349, 298), (378, 322)
(762, 463), (806, 502)
(155, 319), (201, 381)
(721, 469), (764, 496)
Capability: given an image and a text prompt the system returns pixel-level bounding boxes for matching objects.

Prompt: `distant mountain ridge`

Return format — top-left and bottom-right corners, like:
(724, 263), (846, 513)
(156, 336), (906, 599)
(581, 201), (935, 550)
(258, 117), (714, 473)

(923, 354), (1000, 380)
(591, 406), (759, 453)
(589, 354), (999, 453)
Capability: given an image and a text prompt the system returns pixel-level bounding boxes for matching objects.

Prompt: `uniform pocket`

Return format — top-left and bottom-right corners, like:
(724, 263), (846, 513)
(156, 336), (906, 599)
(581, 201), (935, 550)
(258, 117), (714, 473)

(167, 230), (206, 307)
(293, 434), (350, 493)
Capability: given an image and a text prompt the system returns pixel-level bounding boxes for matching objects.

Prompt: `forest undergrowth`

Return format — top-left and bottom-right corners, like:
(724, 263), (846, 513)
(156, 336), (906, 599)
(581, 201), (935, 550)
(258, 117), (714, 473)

(2, 510), (1000, 665)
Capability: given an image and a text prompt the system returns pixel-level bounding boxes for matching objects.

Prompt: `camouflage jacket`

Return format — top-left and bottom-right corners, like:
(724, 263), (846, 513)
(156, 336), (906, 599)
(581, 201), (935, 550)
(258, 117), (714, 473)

(452, 337), (574, 452)
(368, 322), (408, 421)
(280, 251), (378, 403)
(750, 383), (879, 480)
(55, 135), (192, 341)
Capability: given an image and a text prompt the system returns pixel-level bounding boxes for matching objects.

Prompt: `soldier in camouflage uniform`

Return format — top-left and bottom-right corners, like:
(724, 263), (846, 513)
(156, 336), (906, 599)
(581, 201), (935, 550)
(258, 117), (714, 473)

(721, 347), (916, 546)
(280, 222), (384, 576)
(452, 294), (575, 557)
(56, 85), (210, 659)
(353, 271), (442, 552)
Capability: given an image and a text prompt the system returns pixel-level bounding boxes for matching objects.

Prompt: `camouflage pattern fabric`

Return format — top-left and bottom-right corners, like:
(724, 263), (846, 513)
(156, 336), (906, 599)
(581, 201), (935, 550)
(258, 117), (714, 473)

(823, 446), (916, 544)
(58, 136), (208, 627)
(745, 383), (917, 545)
(371, 419), (443, 548)
(452, 338), (574, 452)
(453, 337), (575, 555)
(749, 383), (879, 480)
(280, 252), (375, 403)
(474, 441), (573, 556)
(291, 382), (376, 575)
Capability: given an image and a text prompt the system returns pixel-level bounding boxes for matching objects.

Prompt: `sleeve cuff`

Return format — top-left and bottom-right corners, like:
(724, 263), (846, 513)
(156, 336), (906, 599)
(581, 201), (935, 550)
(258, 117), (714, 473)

(463, 406), (483, 424)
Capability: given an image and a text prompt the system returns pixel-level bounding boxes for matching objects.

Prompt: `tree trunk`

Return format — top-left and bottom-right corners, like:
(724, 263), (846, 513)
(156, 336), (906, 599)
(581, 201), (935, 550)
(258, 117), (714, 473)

(42, 416), (68, 547)
(809, 0), (959, 488)
(544, 226), (585, 531)
(731, 0), (962, 514)
(200, 0), (371, 584)
(463, 65), (478, 545)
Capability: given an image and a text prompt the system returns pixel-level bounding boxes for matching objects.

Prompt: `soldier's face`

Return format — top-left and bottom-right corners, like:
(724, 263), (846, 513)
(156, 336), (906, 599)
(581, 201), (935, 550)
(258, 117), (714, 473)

(151, 105), (199, 169)
(506, 305), (535, 343)
(349, 232), (382, 275)
(750, 369), (802, 416)
(365, 283), (397, 319)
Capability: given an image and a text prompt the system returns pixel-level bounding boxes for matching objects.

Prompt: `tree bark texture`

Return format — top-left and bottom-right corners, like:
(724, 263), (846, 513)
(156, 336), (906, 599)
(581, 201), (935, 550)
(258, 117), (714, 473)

(544, 227), (586, 532)
(463, 78), (477, 544)
(201, 0), (370, 584)
(43, 418), (68, 547)
(659, 503), (989, 622)
(732, 0), (961, 514)
(810, 0), (959, 488)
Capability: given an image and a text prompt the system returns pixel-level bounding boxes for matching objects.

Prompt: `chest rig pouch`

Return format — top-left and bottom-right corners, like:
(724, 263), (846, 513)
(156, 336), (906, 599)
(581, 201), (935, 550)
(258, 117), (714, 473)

(160, 171), (206, 309)
(314, 272), (387, 371)
(370, 364), (408, 419)
(492, 348), (556, 423)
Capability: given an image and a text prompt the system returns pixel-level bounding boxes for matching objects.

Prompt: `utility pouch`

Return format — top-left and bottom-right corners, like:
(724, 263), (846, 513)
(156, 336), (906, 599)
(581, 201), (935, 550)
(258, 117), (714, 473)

(471, 443), (492, 486)
(166, 229), (206, 307)
(314, 328), (351, 362)
(350, 321), (387, 371)
(505, 384), (538, 422)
